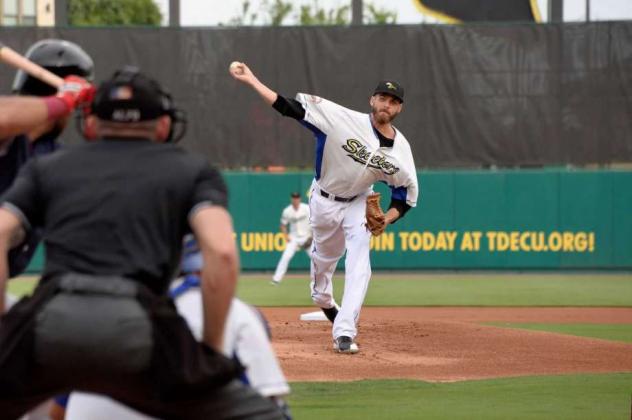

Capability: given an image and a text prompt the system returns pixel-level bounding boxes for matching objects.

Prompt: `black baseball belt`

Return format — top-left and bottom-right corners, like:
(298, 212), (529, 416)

(319, 188), (357, 203)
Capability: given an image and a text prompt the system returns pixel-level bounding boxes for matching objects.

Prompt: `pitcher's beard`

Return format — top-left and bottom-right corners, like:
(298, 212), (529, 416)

(371, 107), (397, 125)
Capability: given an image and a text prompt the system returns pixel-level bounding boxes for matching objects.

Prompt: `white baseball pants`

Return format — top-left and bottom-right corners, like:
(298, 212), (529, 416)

(272, 235), (312, 283)
(309, 186), (372, 341)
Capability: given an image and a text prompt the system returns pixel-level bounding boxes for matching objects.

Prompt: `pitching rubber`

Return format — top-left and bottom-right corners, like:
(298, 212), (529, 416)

(299, 310), (329, 321)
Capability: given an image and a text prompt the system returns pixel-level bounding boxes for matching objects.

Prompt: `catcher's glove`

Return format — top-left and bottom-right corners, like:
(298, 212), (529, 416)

(365, 193), (386, 236)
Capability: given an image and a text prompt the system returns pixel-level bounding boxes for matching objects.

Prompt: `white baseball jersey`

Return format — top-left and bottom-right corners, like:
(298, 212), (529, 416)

(296, 93), (418, 206)
(280, 202), (311, 239)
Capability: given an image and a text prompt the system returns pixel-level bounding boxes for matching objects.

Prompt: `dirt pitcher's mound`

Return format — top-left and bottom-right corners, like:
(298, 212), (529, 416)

(260, 307), (632, 382)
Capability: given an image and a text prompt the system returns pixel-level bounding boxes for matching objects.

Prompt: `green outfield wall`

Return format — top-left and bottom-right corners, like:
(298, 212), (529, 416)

(24, 169), (632, 273)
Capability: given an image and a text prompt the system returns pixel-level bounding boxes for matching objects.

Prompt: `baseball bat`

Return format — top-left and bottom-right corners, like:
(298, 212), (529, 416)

(0, 41), (64, 89)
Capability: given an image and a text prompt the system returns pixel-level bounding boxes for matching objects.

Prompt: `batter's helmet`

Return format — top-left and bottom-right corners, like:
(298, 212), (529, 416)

(12, 39), (94, 97)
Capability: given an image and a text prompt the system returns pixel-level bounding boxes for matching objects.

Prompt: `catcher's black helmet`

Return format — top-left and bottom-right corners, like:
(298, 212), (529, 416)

(89, 66), (187, 142)
(12, 39), (94, 97)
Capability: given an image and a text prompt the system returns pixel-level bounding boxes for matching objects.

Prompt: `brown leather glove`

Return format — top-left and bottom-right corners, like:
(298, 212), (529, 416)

(365, 193), (386, 236)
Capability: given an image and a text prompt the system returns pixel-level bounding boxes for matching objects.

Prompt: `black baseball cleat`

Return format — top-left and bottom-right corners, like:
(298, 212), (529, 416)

(333, 336), (359, 354)
(321, 305), (339, 323)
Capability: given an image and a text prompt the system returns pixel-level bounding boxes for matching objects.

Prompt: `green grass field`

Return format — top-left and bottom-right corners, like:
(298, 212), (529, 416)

(289, 374), (632, 420)
(244, 273), (630, 419)
(12, 273), (632, 307)
(235, 273), (632, 307)
(7, 276), (38, 297)
(487, 323), (632, 343)
(8, 272), (632, 419)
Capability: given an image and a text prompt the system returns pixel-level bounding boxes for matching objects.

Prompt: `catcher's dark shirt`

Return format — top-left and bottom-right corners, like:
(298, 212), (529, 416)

(1, 138), (227, 295)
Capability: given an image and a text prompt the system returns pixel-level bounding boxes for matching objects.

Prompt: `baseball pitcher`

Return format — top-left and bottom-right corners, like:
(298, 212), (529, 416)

(230, 62), (418, 354)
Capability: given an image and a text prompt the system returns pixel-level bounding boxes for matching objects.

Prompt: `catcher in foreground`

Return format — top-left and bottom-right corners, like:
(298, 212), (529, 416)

(230, 61), (418, 354)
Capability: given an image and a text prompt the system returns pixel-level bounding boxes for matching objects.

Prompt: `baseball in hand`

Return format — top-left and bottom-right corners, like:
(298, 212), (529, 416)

(229, 61), (243, 75)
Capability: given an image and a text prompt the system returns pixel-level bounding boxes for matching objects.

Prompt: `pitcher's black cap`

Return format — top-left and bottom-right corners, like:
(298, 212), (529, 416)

(373, 80), (404, 103)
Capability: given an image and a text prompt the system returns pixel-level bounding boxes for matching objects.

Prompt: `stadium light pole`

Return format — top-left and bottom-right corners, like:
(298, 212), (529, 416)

(549, 0), (563, 22)
(55, 0), (67, 26)
(352, 0), (362, 25)
(585, 0), (590, 22)
(169, 0), (180, 27)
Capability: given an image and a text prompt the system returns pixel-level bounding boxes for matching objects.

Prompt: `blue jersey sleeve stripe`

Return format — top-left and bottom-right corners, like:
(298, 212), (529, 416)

(390, 186), (407, 201)
(54, 394), (70, 407)
(300, 120), (327, 181)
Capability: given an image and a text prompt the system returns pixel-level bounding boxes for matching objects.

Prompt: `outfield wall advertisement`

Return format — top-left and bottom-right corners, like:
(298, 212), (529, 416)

(25, 169), (632, 273)
(226, 169), (631, 270)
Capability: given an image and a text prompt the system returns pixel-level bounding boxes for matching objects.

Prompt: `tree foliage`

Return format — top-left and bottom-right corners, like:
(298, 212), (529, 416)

(69, 0), (162, 26)
(225, 0), (259, 26)
(226, 0), (292, 26)
(364, 3), (397, 24)
(298, 0), (350, 25)
(225, 0), (396, 26)
(265, 0), (293, 26)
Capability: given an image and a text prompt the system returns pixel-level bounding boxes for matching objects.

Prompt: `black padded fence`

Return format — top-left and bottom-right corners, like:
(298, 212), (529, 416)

(1, 22), (631, 168)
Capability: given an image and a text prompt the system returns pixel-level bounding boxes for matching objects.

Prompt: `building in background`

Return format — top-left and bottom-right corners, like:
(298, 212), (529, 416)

(0, 0), (54, 26)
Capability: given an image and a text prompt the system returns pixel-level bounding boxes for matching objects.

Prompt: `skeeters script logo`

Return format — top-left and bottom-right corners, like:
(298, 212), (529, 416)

(342, 139), (400, 175)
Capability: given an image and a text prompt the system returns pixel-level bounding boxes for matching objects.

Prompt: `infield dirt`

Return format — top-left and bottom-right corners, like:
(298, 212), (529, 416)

(261, 307), (632, 382)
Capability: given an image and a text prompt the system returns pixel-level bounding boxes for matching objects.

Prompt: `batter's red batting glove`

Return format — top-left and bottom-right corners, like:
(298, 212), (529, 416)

(55, 75), (96, 114)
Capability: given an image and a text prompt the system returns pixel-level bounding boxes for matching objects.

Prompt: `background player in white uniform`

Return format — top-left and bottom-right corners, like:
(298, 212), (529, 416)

(271, 192), (312, 285)
(230, 63), (419, 354)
